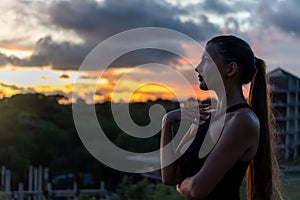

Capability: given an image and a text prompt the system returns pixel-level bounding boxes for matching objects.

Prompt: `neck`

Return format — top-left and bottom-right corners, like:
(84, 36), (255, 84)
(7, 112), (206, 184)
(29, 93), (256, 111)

(216, 85), (247, 113)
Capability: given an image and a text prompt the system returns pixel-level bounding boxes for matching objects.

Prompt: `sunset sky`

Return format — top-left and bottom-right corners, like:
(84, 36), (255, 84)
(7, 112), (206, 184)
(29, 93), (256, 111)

(1, 0), (300, 103)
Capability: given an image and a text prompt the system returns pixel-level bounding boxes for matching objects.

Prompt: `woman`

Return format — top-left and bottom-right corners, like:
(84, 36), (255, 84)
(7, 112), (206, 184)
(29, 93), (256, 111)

(160, 35), (283, 200)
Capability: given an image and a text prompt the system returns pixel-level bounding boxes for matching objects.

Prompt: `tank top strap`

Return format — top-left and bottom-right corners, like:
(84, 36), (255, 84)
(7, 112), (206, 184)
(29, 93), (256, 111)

(211, 103), (252, 123)
(226, 103), (252, 113)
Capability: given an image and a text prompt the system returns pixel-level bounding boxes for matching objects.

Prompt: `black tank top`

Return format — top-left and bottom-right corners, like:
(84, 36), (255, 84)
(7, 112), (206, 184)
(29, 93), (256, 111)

(176, 103), (252, 200)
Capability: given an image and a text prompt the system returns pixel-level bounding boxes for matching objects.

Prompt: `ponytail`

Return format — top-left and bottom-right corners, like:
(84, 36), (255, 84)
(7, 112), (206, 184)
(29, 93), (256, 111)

(247, 58), (283, 200)
(207, 35), (284, 199)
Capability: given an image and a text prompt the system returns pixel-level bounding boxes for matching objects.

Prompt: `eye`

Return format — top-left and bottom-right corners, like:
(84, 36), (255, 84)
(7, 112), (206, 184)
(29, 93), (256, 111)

(203, 56), (210, 63)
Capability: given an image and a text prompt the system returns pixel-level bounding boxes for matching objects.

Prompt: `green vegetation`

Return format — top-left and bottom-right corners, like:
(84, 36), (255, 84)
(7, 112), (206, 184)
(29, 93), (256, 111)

(0, 191), (9, 200)
(76, 177), (184, 200)
(115, 176), (184, 200)
(0, 93), (299, 199)
(282, 171), (300, 200)
(0, 93), (179, 190)
(284, 185), (300, 200)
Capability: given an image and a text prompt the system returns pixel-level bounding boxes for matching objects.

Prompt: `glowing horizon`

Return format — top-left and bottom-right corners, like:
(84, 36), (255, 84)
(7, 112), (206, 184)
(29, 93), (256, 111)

(0, 63), (212, 104)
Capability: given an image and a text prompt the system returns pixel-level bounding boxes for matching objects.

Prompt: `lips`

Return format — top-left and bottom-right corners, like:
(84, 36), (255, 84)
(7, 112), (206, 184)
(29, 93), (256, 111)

(198, 74), (204, 82)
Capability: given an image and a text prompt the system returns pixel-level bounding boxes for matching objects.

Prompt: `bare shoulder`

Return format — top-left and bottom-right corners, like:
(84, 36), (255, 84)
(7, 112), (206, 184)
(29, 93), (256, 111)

(223, 108), (260, 147)
(227, 108), (259, 131)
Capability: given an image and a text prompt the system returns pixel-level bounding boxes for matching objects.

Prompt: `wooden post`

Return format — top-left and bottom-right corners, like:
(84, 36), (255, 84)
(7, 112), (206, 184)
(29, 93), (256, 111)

(44, 168), (49, 184)
(44, 168), (49, 199)
(1, 165), (5, 188)
(5, 169), (11, 192)
(34, 167), (38, 200)
(29, 165), (33, 199)
(100, 181), (105, 191)
(18, 182), (24, 200)
(47, 182), (52, 199)
(38, 166), (42, 200)
(73, 181), (78, 200)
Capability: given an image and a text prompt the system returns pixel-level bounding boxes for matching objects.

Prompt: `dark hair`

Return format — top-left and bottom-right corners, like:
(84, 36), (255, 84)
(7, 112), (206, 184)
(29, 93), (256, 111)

(207, 35), (283, 200)
(207, 35), (256, 84)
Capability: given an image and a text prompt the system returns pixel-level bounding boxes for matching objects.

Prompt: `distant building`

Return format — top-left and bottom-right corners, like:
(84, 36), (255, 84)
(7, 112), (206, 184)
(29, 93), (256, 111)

(268, 68), (300, 160)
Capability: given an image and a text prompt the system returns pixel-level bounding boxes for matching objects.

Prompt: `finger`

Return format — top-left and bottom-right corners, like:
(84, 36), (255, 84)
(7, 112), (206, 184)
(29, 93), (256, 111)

(200, 111), (211, 116)
(198, 104), (211, 108)
(200, 110), (211, 115)
(176, 184), (182, 195)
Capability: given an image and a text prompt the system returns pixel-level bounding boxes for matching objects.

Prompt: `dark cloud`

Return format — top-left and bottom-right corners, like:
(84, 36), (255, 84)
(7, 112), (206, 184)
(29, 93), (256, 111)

(4, 0), (222, 70)
(0, 82), (36, 94)
(20, 36), (186, 69)
(0, 52), (24, 66)
(185, 1), (255, 38)
(0, 53), (9, 66)
(59, 74), (70, 79)
(79, 75), (98, 79)
(260, 0), (300, 38)
(186, 0), (253, 19)
(47, 0), (219, 42)
(38, 0), (220, 70)
(0, 36), (91, 70)
(225, 17), (240, 34)
(24, 36), (93, 69)
(109, 49), (182, 68)
(0, 82), (22, 91)
(202, 0), (233, 14)
(95, 91), (103, 96)
(0, 36), (93, 70)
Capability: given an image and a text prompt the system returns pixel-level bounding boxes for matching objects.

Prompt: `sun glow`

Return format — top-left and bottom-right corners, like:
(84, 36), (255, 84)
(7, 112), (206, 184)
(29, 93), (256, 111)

(0, 65), (210, 104)
(0, 48), (33, 58)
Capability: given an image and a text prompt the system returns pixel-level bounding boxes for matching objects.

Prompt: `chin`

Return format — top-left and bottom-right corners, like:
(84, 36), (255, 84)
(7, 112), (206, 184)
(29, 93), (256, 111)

(199, 83), (208, 91)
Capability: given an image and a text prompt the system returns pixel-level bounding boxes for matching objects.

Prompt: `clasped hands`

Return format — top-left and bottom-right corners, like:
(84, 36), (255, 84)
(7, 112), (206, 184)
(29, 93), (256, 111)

(163, 104), (212, 125)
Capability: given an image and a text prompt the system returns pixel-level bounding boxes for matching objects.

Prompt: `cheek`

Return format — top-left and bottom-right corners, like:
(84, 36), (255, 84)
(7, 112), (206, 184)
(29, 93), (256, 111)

(202, 65), (221, 90)
(201, 63), (210, 75)
(202, 64), (214, 80)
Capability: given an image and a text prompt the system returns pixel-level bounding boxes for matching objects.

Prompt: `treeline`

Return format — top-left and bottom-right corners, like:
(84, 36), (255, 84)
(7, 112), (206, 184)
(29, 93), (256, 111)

(0, 93), (181, 190)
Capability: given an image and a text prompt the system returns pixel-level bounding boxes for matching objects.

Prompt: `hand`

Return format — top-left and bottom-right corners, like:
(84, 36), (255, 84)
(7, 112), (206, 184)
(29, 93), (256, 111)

(163, 104), (211, 125)
(176, 177), (195, 199)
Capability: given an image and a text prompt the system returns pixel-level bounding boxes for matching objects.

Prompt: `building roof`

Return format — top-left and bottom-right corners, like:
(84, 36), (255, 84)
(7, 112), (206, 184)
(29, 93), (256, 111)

(268, 67), (300, 80)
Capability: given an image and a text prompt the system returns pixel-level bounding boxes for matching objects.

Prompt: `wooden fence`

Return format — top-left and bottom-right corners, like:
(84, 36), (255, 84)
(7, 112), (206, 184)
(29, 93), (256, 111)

(0, 165), (115, 200)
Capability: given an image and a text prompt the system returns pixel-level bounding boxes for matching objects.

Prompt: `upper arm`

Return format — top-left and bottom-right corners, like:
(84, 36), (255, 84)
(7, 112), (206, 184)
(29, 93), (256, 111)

(161, 123), (199, 185)
(190, 112), (259, 198)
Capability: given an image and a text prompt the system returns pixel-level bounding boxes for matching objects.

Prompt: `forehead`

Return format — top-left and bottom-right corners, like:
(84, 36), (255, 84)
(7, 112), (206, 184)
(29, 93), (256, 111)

(203, 43), (221, 59)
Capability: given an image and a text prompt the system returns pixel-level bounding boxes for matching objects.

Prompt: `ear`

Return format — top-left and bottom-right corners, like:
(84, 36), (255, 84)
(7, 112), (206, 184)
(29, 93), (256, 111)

(226, 62), (238, 78)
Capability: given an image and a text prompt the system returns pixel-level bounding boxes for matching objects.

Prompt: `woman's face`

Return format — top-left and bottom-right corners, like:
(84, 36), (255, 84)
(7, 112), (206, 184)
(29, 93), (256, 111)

(195, 43), (227, 91)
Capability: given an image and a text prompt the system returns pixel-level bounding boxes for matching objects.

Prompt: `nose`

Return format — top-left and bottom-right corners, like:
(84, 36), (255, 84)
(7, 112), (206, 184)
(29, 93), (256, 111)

(195, 62), (203, 73)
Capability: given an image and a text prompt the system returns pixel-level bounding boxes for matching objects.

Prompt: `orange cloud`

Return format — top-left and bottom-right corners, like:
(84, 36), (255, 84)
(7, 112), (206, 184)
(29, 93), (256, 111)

(0, 64), (212, 104)
(81, 67), (212, 103)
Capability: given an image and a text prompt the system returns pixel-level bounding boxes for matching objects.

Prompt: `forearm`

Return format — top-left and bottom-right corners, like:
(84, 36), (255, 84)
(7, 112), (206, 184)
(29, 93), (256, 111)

(177, 176), (206, 200)
(160, 106), (210, 186)
(160, 115), (179, 185)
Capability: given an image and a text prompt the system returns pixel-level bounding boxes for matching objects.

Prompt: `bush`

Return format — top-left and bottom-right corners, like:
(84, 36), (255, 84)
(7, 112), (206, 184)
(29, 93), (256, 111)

(0, 191), (10, 200)
(116, 176), (184, 200)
